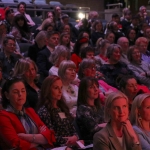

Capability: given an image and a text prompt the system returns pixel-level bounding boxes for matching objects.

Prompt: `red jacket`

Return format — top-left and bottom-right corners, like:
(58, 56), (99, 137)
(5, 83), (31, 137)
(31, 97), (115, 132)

(0, 107), (56, 150)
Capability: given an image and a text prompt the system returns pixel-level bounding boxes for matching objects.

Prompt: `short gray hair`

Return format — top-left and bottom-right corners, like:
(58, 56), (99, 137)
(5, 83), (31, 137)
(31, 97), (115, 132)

(35, 31), (46, 43)
(58, 60), (76, 80)
(104, 91), (128, 122)
(106, 44), (122, 59)
(49, 45), (69, 65)
(139, 6), (146, 12)
(130, 93), (150, 126)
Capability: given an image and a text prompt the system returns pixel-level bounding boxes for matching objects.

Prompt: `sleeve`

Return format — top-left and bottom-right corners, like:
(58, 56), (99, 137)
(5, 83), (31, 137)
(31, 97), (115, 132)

(133, 127), (150, 150)
(28, 108), (56, 147)
(100, 66), (116, 87)
(76, 106), (102, 135)
(25, 14), (35, 26)
(36, 51), (49, 77)
(98, 80), (118, 92)
(93, 132), (110, 150)
(38, 107), (68, 146)
(128, 64), (150, 88)
(0, 112), (31, 150)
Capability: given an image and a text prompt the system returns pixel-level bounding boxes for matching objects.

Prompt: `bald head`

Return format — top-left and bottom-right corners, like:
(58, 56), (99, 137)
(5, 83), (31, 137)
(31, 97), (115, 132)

(117, 37), (129, 53)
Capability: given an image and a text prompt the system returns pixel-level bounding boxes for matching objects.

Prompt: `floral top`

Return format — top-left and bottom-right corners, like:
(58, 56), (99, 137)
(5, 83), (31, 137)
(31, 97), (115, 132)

(100, 61), (135, 88)
(76, 105), (104, 143)
(62, 84), (78, 117)
(38, 106), (77, 146)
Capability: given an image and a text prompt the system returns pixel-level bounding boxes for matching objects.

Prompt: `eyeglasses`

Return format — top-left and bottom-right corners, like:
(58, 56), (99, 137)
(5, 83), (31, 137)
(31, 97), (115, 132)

(7, 43), (16, 47)
(132, 51), (140, 55)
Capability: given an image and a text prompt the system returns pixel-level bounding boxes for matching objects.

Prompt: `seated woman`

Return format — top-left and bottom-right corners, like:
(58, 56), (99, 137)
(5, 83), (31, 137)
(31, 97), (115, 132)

(95, 39), (110, 67)
(0, 77), (55, 149)
(59, 32), (73, 54)
(38, 75), (79, 148)
(91, 20), (104, 46)
(104, 31), (115, 44)
(49, 45), (69, 76)
(127, 45), (150, 88)
(78, 58), (117, 104)
(11, 14), (32, 43)
(117, 75), (147, 111)
(76, 77), (105, 144)
(58, 60), (79, 116)
(126, 28), (136, 46)
(130, 93), (150, 150)
(93, 91), (141, 150)
(100, 44), (134, 88)
(13, 57), (40, 110)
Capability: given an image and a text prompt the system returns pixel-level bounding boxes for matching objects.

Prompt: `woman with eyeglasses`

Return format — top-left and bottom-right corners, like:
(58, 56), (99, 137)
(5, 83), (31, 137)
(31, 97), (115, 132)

(78, 58), (117, 104)
(0, 77), (55, 149)
(127, 45), (150, 88)
(58, 60), (79, 117)
(100, 44), (135, 88)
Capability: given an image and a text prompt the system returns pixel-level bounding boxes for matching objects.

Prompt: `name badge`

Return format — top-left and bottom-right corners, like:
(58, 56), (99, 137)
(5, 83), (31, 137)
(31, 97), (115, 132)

(58, 112), (66, 119)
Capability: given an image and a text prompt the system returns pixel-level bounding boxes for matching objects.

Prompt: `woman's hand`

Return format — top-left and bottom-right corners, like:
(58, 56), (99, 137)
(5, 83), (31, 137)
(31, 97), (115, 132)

(63, 135), (78, 146)
(122, 120), (139, 143)
(98, 123), (107, 128)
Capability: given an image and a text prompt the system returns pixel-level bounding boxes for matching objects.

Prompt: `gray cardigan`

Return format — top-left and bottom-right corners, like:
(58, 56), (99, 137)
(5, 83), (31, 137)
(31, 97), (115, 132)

(128, 61), (150, 88)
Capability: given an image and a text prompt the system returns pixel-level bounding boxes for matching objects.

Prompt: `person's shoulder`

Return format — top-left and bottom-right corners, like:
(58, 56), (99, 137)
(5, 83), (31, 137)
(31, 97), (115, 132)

(94, 125), (108, 139)
(38, 105), (48, 113)
(133, 125), (143, 133)
(0, 52), (4, 59)
(38, 47), (49, 55)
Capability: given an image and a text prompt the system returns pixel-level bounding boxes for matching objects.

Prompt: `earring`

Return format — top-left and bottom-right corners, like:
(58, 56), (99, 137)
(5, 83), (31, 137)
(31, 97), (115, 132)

(138, 113), (142, 121)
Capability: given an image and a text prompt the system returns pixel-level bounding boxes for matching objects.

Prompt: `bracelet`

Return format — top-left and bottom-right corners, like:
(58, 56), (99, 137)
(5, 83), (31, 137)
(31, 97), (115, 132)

(32, 134), (35, 143)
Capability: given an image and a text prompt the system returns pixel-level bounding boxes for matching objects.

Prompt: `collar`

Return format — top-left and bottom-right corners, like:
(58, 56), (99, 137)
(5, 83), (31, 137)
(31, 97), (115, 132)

(5, 105), (25, 116)
(130, 24), (137, 28)
(47, 45), (54, 53)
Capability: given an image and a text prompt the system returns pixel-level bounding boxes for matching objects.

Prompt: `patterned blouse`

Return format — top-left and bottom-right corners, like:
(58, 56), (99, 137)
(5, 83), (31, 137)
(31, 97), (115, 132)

(76, 105), (104, 143)
(38, 106), (77, 146)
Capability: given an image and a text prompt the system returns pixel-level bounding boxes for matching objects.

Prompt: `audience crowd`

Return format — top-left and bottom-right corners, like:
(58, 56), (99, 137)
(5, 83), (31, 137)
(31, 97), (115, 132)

(0, 2), (150, 150)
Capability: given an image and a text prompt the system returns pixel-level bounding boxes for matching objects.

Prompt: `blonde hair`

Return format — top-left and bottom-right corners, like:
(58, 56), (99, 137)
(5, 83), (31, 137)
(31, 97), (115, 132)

(49, 45), (69, 65)
(13, 57), (38, 78)
(104, 91), (128, 122)
(130, 93), (150, 127)
(58, 60), (76, 80)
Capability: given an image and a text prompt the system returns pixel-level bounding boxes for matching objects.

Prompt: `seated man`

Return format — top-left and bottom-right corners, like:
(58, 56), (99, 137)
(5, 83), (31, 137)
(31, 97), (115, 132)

(36, 31), (60, 81)
(0, 36), (19, 79)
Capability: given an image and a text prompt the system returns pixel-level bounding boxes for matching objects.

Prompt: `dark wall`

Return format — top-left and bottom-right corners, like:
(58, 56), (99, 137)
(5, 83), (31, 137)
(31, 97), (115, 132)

(47, 0), (104, 12)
